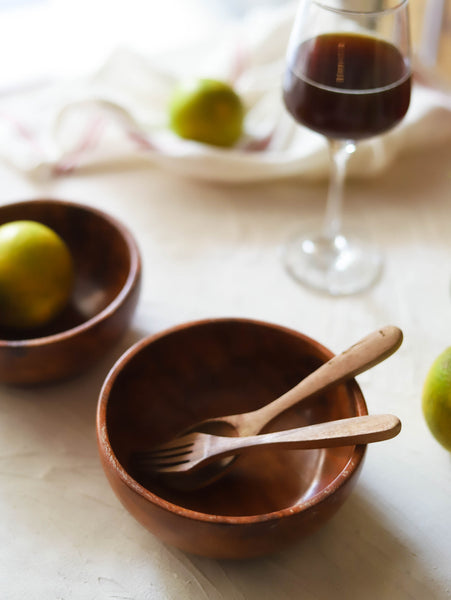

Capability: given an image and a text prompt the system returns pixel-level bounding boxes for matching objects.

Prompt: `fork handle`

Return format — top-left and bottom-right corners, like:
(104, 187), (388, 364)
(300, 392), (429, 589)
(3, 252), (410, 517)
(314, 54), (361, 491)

(212, 414), (401, 455)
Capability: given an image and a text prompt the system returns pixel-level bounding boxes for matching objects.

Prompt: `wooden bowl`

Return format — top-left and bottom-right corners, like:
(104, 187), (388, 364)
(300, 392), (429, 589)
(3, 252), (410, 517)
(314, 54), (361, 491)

(97, 318), (368, 559)
(0, 199), (141, 384)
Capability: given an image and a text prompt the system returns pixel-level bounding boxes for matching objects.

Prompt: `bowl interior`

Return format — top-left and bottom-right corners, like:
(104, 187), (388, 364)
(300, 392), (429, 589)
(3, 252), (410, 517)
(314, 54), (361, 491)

(105, 320), (366, 517)
(0, 200), (133, 340)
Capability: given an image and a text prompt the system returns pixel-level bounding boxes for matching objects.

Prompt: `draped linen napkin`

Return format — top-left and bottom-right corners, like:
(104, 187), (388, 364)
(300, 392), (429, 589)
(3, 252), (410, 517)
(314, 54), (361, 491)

(1, 2), (451, 182)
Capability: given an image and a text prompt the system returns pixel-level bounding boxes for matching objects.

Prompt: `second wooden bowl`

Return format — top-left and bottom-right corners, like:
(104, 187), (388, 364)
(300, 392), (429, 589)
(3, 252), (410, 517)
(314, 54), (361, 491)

(0, 199), (141, 384)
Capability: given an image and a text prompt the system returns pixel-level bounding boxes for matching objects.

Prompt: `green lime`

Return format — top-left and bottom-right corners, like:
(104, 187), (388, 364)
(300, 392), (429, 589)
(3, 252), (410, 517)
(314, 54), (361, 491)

(0, 220), (74, 329)
(168, 78), (244, 147)
(422, 347), (451, 452)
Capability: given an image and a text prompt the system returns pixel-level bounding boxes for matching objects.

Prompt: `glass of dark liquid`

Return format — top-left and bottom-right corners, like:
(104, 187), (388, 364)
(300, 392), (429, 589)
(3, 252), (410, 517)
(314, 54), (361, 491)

(283, 0), (411, 295)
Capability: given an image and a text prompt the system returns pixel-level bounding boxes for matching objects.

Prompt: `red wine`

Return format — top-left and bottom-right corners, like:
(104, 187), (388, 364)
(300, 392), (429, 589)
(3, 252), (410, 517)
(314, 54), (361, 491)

(283, 33), (411, 140)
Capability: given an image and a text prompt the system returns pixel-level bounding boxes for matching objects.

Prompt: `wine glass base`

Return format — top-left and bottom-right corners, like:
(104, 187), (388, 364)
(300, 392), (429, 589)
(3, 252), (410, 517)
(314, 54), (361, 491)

(283, 232), (383, 296)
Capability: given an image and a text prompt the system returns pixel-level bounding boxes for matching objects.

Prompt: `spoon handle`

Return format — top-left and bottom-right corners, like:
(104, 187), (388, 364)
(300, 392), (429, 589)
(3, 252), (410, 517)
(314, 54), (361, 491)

(211, 414), (401, 457)
(241, 326), (402, 435)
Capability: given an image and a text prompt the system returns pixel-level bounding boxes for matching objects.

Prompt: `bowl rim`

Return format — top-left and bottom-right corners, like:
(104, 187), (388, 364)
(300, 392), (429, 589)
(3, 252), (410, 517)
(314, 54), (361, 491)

(0, 197), (141, 347)
(97, 317), (368, 525)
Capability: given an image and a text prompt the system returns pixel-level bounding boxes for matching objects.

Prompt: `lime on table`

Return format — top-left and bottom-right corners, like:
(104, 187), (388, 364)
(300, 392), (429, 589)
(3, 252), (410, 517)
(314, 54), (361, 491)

(0, 220), (74, 329)
(168, 78), (244, 147)
(422, 347), (451, 452)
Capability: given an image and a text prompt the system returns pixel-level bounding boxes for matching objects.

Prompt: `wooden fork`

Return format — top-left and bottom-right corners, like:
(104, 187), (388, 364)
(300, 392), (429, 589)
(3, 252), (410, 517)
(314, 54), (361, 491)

(132, 414), (401, 475)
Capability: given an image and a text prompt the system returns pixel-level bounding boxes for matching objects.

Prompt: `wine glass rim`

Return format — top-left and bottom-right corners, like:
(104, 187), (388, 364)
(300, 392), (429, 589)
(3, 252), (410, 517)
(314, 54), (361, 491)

(312, 0), (408, 15)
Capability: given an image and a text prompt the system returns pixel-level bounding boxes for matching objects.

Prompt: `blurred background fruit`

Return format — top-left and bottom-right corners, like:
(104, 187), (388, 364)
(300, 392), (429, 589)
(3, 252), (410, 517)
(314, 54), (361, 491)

(168, 78), (245, 147)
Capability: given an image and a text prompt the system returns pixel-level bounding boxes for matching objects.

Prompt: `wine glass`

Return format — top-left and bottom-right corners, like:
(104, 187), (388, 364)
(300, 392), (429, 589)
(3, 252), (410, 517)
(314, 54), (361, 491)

(282, 0), (412, 295)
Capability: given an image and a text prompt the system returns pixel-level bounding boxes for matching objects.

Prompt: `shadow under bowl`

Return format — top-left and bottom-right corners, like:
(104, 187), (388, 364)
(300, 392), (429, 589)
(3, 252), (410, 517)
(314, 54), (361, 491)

(0, 198), (141, 384)
(97, 318), (368, 559)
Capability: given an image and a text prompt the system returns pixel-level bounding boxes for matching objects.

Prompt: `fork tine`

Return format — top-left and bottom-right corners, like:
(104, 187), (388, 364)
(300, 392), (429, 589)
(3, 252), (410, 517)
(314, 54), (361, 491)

(132, 456), (191, 472)
(131, 435), (196, 473)
(135, 436), (192, 459)
(134, 447), (193, 466)
(140, 442), (193, 459)
(133, 455), (193, 473)
(150, 436), (193, 452)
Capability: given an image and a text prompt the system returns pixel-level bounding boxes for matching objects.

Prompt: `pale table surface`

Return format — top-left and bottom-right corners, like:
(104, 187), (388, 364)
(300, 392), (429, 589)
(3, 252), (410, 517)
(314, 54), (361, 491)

(1, 136), (451, 599)
(1, 1), (451, 598)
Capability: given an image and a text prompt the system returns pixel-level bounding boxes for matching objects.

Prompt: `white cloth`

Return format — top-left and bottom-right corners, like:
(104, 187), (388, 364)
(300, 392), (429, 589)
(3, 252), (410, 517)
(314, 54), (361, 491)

(1, 2), (451, 182)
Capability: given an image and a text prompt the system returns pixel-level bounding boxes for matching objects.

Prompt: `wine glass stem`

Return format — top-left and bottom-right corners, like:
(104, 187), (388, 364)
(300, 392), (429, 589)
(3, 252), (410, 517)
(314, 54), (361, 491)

(322, 139), (356, 241)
